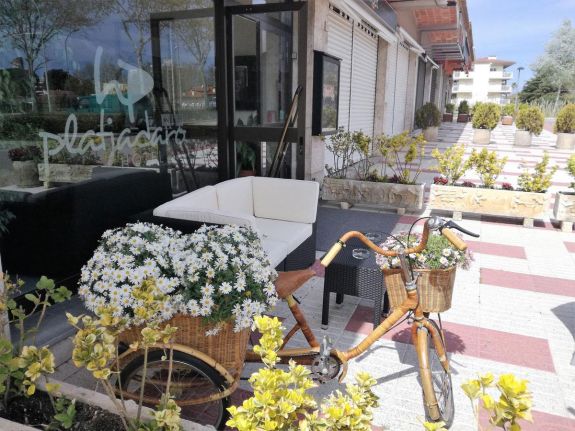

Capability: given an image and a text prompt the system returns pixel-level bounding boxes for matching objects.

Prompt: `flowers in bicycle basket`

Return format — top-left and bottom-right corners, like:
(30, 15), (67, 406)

(375, 231), (472, 270)
(79, 222), (278, 335)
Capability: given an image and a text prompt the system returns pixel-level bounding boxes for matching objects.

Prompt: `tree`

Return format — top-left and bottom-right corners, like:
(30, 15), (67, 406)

(519, 72), (560, 103)
(0, 0), (109, 111)
(532, 20), (575, 111)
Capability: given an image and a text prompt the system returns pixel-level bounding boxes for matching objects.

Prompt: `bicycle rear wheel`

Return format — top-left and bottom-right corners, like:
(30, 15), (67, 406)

(416, 320), (454, 428)
(119, 350), (230, 430)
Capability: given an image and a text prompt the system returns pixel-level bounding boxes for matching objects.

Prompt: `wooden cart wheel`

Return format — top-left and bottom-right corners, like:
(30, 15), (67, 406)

(119, 350), (230, 430)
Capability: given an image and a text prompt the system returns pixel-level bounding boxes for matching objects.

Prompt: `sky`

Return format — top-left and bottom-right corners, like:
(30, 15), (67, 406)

(467, 0), (575, 90)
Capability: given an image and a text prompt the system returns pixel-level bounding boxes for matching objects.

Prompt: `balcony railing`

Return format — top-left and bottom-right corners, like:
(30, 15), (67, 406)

(453, 71), (473, 79)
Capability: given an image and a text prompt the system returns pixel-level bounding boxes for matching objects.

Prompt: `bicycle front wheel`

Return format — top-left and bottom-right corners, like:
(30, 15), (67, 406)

(119, 350), (230, 430)
(416, 320), (454, 428)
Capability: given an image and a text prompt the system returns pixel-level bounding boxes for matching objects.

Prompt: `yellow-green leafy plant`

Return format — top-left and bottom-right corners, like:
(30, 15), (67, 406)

(0, 274), (71, 413)
(554, 103), (575, 134)
(502, 104), (515, 117)
(516, 106), (544, 135)
(472, 103), (501, 130)
(467, 148), (508, 188)
(431, 144), (470, 185)
(323, 129), (355, 178)
(376, 131), (427, 184)
(461, 372), (533, 430)
(517, 152), (557, 192)
(567, 154), (575, 189)
(69, 277), (181, 431)
(352, 130), (373, 180)
(226, 315), (378, 431)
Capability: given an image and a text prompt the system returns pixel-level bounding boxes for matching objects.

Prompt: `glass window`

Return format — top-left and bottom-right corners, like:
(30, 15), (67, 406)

(0, 0), (217, 283)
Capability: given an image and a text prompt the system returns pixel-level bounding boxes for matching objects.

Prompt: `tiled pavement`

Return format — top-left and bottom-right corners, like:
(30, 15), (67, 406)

(50, 123), (575, 430)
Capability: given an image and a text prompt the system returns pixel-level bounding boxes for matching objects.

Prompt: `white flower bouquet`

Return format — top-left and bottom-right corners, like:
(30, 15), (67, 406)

(80, 222), (278, 335)
(79, 222), (188, 325)
(375, 230), (472, 270)
(178, 224), (278, 334)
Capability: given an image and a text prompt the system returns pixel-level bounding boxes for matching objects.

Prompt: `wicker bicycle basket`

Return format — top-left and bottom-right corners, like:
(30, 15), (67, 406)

(382, 266), (457, 313)
(118, 314), (251, 380)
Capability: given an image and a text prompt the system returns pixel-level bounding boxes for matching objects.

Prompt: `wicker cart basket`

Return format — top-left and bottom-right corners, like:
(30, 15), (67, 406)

(118, 314), (251, 380)
(383, 266), (457, 313)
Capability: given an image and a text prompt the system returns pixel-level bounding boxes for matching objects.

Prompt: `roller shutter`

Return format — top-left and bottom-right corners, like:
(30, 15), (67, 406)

(349, 22), (378, 136)
(326, 7), (353, 130)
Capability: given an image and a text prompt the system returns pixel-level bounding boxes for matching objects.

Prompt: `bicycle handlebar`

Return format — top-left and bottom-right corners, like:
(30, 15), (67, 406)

(320, 217), (479, 267)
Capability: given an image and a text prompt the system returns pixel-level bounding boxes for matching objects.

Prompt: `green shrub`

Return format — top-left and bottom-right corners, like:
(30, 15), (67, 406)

(502, 103), (515, 117)
(472, 103), (501, 130)
(431, 144), (470, 185)
(516, 106), (544, 135)
(467, 148), (507, 188)
(470, 101), (483, 116)
(567, 154), (575, 190)
(376, 131), (426, 184)
(554, 103), (575, 133)
(458, 100), (469, 114)
(415, 103), (441, 129)
(445, 103), (455, 114)
(518, 152), (557, 192)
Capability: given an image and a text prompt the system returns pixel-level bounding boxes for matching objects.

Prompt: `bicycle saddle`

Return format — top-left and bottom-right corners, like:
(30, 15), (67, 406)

(274, 269), (315, 299)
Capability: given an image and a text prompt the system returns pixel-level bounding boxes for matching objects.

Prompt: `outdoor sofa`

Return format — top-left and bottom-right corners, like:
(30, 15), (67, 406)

(152, 176), (319, 271)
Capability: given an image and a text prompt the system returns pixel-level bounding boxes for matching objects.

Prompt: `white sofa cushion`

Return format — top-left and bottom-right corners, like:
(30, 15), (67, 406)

(154, 186), (218, 216)
(255, 218), (312, 254)
(252, 177), (319, 224)
(261, 237), (289, 268)
(216, 177), (254, 215)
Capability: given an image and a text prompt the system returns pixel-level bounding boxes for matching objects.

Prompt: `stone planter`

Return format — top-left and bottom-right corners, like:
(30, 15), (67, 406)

(38, 163), (96, 183)
(429, 184), (548, 227)
(457, 114), (469, 123)
(442, 113), (453, 122)
(553, 191), (575, 232)
(322, 177), (425, 213)
(423, 126), (439, 142)
(472, 128), (491, 144)
(514, 130), (532, 147)
(501, 115), (513, 125)
(12, 160), (40, 187)
(556, 132), (575, 150)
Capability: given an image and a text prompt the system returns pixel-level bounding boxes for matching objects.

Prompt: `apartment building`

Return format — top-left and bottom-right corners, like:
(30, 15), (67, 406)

(451, 56), (514, 106)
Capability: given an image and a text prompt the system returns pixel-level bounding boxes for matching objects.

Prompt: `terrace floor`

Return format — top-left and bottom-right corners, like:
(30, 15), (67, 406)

(41, 122), (575, 430)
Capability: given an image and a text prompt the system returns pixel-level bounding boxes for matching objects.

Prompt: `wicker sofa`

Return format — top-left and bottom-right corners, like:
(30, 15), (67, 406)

(152, 176), (319, 271)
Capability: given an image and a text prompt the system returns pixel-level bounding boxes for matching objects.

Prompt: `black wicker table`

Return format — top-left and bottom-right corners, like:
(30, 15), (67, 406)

(322, 238), (389, 328)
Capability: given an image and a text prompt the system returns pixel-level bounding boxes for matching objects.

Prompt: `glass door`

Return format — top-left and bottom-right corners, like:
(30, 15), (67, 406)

(150, 7), (219, 193)
(226, 3), (303, 178)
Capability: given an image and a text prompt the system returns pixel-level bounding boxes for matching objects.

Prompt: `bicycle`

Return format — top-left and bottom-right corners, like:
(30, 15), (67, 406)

(115, 216), (479, 429)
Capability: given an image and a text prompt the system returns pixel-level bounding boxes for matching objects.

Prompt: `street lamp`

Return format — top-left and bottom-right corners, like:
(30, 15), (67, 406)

(514, 66), (524, 112)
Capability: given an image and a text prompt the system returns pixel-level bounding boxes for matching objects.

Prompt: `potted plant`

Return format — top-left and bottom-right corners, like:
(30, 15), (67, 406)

(321, 130), (427, 213)
(375, 230), (472, 312)
(415, 102), (441, 141)
(236, 141), (256, 177)
(472, 103), (500, 144)
(430, 147), (550, 226)
(553, 154), (575, 231)
(443, 103), (455, 122)
(38, 144), (101, 185)
(514, 105), (544, 147)
(501, 103), (515, 125)
(457, 100), (470, 122)
(554, 103), (575, 149)
(8, 145), (41, 187)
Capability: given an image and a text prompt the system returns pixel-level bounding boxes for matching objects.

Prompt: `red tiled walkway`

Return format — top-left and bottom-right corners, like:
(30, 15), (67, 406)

(345, 305), (555, 372)
(480, 269), (575, 297)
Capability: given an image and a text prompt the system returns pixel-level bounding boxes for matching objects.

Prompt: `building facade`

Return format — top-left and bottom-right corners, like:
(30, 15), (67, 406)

(451, 56), (514, 107)
(0, 0), (474, 283)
